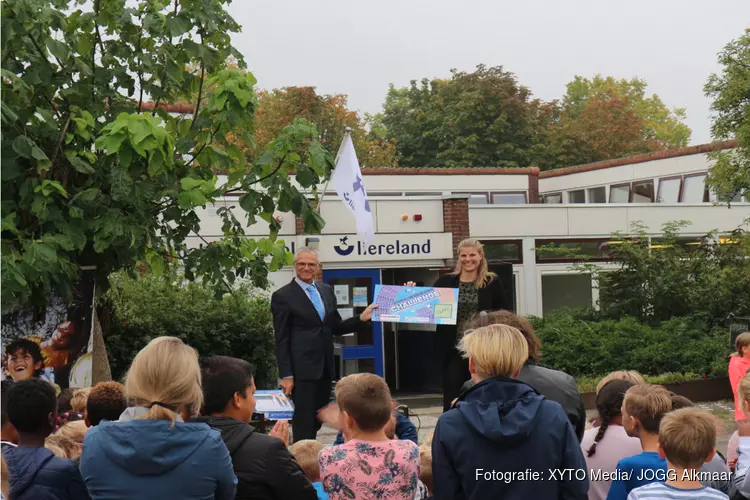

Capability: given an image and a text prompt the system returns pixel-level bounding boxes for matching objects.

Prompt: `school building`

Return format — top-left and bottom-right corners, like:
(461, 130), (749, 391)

(186, 136), (748, 392)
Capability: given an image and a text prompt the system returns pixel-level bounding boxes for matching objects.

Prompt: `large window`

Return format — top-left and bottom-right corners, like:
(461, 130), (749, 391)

(588, 187), (607, 203)
(542, 193), (563, 204)
(541, 274), (593, 316)
(657, 177), (681, 203)
(491, 192), (527, 205)
(568, 190), (586, 204)
(463, 193), (489, 205)
(609, 184), (630, 203)
(482, 240), (523, 263)
(631, 180), (654, 203)
(535, 239), (612, 263)
(681, 174), (708, 203)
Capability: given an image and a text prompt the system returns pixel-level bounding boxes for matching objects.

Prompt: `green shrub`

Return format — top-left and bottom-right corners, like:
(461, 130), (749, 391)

(530, 309), (730, 379)
(104, 272), (278, 389)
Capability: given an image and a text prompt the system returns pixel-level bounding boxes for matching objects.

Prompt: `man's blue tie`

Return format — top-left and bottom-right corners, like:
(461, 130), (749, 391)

(307, 284), (325, 320)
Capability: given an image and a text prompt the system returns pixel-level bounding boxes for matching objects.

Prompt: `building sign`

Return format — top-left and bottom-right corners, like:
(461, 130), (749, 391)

(300, 233), (453, 263)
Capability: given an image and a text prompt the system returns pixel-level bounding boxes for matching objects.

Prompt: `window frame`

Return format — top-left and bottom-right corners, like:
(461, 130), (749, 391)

(630, 180), (655, 203)
(609, 183), (631, 204)
(587, 186), (607, 204)
(680, 173), (709, 203)
(456, 192), (490, 205)
(534, 238), (615, 264)
(656, 175), (683, 203)
(489, 191), (528, 205)
(542, 192), (563, 204)
(480, 239), (524, 264)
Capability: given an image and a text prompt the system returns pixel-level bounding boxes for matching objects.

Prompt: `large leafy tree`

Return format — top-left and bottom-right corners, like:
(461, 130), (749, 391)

(705, 30), (750, 202)
(540, 75), (692, 169)
(252, 86), (396, 169)
(382, 65), (547, 169)
(1, 0), (332, 312)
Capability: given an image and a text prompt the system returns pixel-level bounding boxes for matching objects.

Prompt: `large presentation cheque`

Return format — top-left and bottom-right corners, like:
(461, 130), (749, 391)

(373, 285), (459, 325)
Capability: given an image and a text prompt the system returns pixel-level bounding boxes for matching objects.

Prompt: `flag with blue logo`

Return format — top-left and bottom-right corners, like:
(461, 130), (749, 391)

(331, 133), (375, 244)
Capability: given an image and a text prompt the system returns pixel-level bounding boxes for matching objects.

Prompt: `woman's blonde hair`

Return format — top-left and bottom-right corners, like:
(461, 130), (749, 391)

(451, 238), (494, 288)
(732, 332), (750, 358)
(124, 336), (203, 424)
(739, 372), (750, 409)
(45, 434), (81, 459)
(55, 420), (87, 445)
(596, 370), (646, 394)
(458, 324), (528, 378)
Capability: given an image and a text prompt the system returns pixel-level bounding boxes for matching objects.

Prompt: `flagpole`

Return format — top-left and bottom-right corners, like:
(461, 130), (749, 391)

(316, 127), (352, 213)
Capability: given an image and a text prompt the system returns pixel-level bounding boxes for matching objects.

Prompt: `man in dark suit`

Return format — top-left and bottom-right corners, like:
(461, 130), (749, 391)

(271, 247), (377, 442)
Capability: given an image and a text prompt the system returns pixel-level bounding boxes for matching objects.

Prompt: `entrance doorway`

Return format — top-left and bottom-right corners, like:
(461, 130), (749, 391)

(322, 269), (384, 377)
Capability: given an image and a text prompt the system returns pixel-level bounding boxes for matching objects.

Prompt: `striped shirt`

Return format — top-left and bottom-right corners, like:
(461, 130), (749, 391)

(627, 482), (728, 500)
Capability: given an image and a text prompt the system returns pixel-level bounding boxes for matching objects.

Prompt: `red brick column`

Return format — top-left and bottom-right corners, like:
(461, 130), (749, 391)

(295, 215), (305, 235)
(528, 167), (541, 203)
(443, 198), (470, 264)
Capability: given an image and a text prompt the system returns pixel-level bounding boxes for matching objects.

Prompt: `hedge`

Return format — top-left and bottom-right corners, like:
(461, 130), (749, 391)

(530, 309), (731, 379)
(104, 272), (278, 389)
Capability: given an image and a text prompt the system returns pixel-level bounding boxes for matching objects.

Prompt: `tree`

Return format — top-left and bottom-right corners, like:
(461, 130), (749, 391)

(705, 30), (750, 201)
(253, 87), (396, 168)
(539, 75), (692, 169)
(382, 65), (546, 169)
(1, 0), (333, 313)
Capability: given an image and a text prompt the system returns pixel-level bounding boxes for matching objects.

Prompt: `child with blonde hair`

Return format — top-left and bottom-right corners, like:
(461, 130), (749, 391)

(728, 333), (750, 464)
(606, 384), (673, 500)
(730, 372), (750, 498)
(628, 407), (728, 499)
(289, 440), (328, 500)
(318, 373), (422, 500)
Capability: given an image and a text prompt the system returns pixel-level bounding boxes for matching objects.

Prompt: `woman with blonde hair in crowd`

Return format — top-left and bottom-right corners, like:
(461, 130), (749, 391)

(727, 332), (750, 465)
(80, 336), (236, 499)
(406, 238), (509, 411)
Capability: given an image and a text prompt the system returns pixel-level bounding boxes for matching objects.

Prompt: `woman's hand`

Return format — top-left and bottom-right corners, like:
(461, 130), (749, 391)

(317, 403), (342, 430)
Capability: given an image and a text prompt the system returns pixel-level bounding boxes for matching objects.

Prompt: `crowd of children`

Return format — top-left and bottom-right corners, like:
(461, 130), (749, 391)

(0, 312), (747, 500)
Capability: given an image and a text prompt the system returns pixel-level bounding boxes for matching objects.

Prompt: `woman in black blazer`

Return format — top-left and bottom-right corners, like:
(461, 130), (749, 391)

(408, 238), (507, 411)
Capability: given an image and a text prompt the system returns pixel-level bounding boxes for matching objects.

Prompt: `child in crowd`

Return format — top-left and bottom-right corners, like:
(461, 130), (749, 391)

(419, 441), (433, 499)
(582, 379), (643, 500)
(730, 372), (750, 498)
(289, 440), (328, 500)
(70, 388), (92, 414)
(628, 407), (728, 499)
(432, 324), (587, 500)
(596, 371), (646, 395)
(2, 378), (89, 500)
(193, 355), (317, 500)
(45, 433), (81, 459)
(606, 384), (672, 500)
(728, 332), (750, 464)
(85, 381), (127, 427)
(1, 380), (19, 448)
(5, 339), (44, 382)
(318, 373), (423, 500)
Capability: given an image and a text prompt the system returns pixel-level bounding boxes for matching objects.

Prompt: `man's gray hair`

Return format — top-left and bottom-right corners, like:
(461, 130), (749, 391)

(294, 246), (320, 263)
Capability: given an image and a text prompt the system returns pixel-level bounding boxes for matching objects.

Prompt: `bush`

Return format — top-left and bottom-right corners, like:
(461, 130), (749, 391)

(530, 308), (731, 379)
(104, 272), (278, 389)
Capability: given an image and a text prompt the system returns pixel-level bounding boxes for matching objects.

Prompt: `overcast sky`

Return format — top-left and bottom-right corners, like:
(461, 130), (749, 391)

(228, 0), (750, 145)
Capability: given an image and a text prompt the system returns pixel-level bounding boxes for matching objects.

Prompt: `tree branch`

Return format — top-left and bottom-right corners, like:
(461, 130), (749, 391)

(190, 60), (205, 128)
(51, 116), (72, 167)
(136, 14), (144, 112)
(190, 230), (234, 294)
(184, 122), (221, 168)
(223, 154), (287, 195)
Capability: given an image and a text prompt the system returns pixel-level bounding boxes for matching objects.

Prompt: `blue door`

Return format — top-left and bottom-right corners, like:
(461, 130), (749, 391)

(322, 268), (384, 377)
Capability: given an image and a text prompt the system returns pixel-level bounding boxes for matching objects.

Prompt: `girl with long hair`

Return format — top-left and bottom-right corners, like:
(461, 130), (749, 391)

(80, 337), (236, 499)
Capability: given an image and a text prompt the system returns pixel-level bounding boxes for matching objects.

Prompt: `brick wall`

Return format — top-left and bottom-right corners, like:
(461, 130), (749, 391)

(528, 167), (540, 203)
(443, 198), (470, 263)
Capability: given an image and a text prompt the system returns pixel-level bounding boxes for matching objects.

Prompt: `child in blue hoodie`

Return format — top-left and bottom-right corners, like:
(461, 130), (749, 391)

(290, 440), (329, 500)
(2, 378), (90, 500)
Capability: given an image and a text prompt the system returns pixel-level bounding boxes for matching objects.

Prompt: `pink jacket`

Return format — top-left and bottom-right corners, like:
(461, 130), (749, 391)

(730, 355), (750, 420)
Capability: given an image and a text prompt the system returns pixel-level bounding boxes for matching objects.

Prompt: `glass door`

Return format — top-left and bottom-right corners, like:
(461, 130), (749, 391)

(322, 268), (384, 377)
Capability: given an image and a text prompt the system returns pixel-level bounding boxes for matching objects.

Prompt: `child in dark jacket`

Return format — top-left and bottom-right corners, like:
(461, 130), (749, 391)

(2, 378), (90, 500)
(432, 324), (588, 500)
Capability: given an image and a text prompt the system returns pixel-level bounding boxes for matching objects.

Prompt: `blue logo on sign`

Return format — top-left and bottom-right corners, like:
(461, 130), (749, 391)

(334, 236), (355, 256)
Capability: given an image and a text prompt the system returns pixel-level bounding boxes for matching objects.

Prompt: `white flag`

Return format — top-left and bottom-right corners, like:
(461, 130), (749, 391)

(331, 134), (375, 244)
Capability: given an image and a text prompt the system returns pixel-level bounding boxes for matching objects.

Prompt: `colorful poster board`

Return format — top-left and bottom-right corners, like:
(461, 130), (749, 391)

(254, 390), (294, 420)
(373, 285), (459, 325)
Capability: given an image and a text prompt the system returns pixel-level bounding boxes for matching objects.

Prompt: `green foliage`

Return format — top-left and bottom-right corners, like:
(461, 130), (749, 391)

(530, 309), (730, 379)
(104, 271), (278, 389)
(539, 221), (750, 326)
(1, 0), (333, 312)
(705, 29), (750, 201)
(575, 372), (705, 394)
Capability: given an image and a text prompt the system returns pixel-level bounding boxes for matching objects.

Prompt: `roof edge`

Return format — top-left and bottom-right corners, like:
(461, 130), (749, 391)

(538, 139), (737, 179)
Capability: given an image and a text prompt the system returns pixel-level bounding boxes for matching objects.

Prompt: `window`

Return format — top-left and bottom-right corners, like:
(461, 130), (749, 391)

(491, 192), (527, 205)
(568, 190), (586, 204)
(541, 274), (593, 316)
(631, 180), (654, 203)
(481, 240), (523, 263)
(535, 239), (612, 263)
(657, 177), (681, 203)
(404, 192), (442, 197)
(464, 193), (489, 205)
(587, 187), (607, 204)
(609, 184), (630, 203)
(542, 193), (563, 204)
(681, 174), (708, 203)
